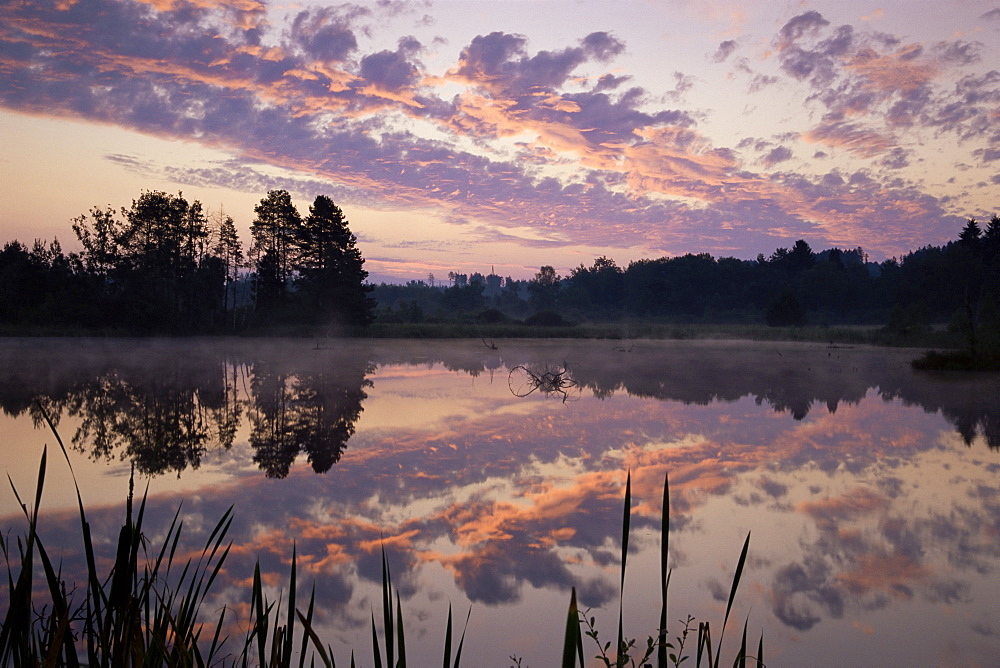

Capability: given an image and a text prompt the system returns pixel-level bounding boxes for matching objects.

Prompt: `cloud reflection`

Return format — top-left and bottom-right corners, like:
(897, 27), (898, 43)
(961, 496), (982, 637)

(2, 339), (999, 662)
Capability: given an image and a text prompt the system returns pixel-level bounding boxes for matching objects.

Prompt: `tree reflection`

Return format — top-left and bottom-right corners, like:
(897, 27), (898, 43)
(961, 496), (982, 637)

(248, 359), (372, 478)
(417, 343), (1000, 451)
(54, 357), (241, 477)
(0, 341), (375, 477)
(71, 374), (213, 475)
(1, 339), (997, 486)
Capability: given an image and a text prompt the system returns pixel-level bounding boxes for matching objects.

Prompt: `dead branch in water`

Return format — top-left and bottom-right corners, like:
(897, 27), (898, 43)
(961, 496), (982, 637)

(508, 362), (579, 402)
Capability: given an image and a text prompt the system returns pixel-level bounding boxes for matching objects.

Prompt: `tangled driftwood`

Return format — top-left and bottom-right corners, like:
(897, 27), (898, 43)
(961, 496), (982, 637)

(508, 362), (579, 402)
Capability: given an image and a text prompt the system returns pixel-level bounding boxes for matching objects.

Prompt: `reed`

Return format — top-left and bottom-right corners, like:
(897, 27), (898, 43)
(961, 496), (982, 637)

(0, 408), (332, 668)
(567, 472), (762, 668)
(1, 410), (236, 667)
(4, 416), (756, 667)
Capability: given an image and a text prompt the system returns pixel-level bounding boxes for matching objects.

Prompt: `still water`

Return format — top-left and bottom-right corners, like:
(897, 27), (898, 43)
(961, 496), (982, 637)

(2, 337), (998, 666)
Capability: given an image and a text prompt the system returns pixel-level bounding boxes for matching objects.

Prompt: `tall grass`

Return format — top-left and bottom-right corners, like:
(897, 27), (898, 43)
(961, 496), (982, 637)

(565, 472), (761, 668)
(3, 416), (755, 666)
(0, 409), (333, 667)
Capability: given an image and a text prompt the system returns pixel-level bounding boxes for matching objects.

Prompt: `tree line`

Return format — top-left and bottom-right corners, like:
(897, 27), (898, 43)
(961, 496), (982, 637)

(373, 215), (1000, 355)
(0, 189), (373, 333)
(1, 190), (997, 346)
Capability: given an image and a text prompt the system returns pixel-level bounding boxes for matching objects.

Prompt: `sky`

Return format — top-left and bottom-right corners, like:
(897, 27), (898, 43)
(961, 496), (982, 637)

(1, 1), (998, 282)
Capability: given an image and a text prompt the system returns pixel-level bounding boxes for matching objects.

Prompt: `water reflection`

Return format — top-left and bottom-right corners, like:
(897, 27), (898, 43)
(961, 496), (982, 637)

(2, 339), (999, 665)
(248, 358), (371, 477)
(0, 339), (373, 477)
(1, 340), (995, 480)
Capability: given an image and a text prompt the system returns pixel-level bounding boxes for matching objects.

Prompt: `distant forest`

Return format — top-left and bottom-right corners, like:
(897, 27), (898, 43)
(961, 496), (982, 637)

(1, 189), (998, 346)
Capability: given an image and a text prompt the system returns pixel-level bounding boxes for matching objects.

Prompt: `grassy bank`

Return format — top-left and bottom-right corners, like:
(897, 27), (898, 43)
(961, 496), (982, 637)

(2, 314), (966, 350)
(360, 320), (961, 348)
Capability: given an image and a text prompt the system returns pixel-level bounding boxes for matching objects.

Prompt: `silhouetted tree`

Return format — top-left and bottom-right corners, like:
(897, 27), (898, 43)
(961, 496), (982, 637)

(958, 217), (982, 248)
(984, 215), (1000, 259)
(212, 212), (244, 328)
(72, 206), (122, 280)
(788, 239), (816, 271)
(565, 256), (624, 315)
(69, 190), (220, 332)
(441, 281), (485, 312)
(947, 217), (1000, 363)
(295, 195), (374, 326)
(765, 290), (806, 326)
(528, 265), (561, 310)
(250, 189), (301, 317)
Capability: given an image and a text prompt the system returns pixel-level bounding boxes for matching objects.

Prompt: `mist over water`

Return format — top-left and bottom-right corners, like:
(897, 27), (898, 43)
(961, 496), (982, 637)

(2, 338), (998, 666)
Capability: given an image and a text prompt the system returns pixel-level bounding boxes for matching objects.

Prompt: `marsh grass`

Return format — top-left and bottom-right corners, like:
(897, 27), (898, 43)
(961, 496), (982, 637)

(361, 320), (960, 349)
(0, 408), (336, 667)
(4, 416), (754, 667)
(565, 472), (761, 668)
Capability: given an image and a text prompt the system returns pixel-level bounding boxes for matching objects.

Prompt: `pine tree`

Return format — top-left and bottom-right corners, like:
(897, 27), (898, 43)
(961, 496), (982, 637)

(295, 195), (374, 326)
(250, 190), (301, 316)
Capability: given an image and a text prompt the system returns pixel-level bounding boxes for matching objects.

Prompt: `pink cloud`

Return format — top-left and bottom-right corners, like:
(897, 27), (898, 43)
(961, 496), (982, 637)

(802, 120), (896, 158)
(0, 0), (985, 261)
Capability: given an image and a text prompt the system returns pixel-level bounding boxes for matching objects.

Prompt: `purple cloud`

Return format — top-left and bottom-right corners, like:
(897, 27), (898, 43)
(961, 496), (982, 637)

(0, 0), (986, 264)
(713, 39), (737, 63)
(594, 73), (631, 92)
(933, 40), (983, 66)
(454, 30), (624, 96)
(879, 147), (910, 169)
(359, 38), (422, 91)
(777, 22), (853, 87)
(290, 7), (360, 62)
(975, 148), (1000, 163)
(778, 11), (830, 47)
(764, 146), (794, 167)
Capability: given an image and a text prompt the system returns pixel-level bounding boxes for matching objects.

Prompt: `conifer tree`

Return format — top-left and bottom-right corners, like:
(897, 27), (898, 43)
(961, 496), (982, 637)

(295, 195), (374, 326)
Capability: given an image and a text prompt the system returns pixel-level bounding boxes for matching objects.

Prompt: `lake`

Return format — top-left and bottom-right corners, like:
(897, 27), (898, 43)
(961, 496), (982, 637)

(2, 337), (998, 666)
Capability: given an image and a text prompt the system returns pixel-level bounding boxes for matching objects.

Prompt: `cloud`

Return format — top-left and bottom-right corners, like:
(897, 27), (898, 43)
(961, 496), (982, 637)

(770, 556), (844, 631)
(289, 6), (360, 62)
(359, 38), (422, 91)
(452, 30), (623, 96)
(713, 39), (737, 63)
(759, 477), (788, 498)
(879, 147), (910, 169)
(933, 40), (983, 66)
(777, 11), (830, 48)
(802, 120), (896, 158)
(845, 44), (938, 95)
(973, 147), (1000, 163)
(763, 9), (998, 173)
(763, 146), (793, 167)
(0, 0), (991, 262)
(594, 73), (630, 92)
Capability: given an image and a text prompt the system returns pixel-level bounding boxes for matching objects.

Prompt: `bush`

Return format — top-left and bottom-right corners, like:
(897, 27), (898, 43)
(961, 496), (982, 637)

(525, 310), (567, 327)
(765, 291), (805, 327)
(477, 308), (507, 323)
